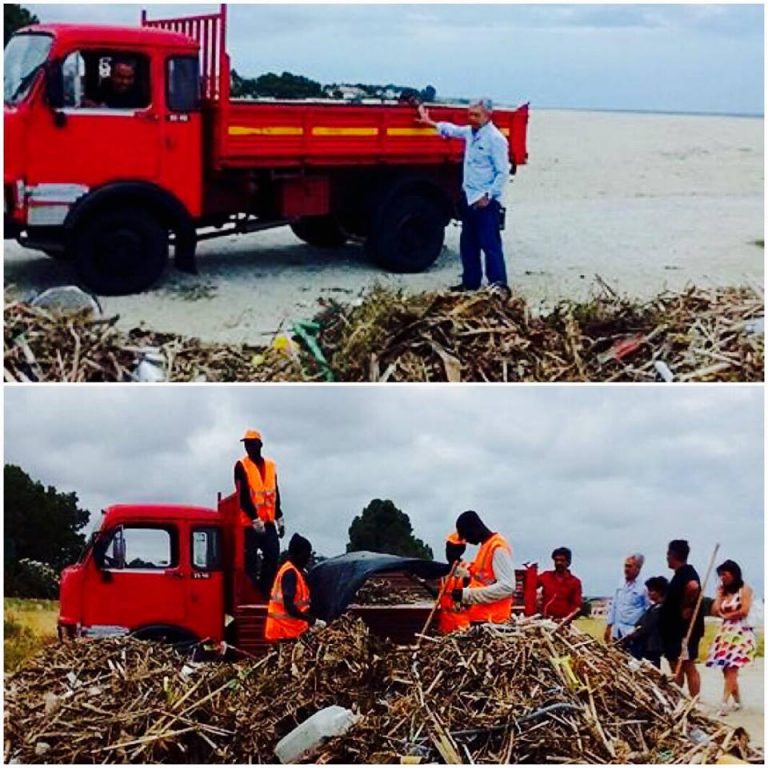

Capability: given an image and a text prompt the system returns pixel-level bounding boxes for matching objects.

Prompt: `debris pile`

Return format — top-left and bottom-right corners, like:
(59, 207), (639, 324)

(309, 283), (764, 382)
(6, 282), (763, 382)
(3, 298), (289, 383)
(318, 620), (754, 764)
(4, 618), (758, 764)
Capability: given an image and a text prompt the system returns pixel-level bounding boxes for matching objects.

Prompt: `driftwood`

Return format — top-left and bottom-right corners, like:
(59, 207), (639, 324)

(5, 282), (763, 382)
(4, 617), (760, 764)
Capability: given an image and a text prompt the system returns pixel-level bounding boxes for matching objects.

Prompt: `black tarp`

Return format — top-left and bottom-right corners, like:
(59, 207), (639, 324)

(307, 551), (450, 622)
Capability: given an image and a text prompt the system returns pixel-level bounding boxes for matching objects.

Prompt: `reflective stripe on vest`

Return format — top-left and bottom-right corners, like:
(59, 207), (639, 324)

(437, 564), (471, 634)
(468, 533), (514, 624)
(239, 456), (277, 526)
(265, 561), (311, 641)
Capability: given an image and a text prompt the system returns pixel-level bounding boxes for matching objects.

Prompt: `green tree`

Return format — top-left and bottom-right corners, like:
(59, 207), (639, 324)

(4, 4), (38, 44)
(421, 85), (437, 102)
(4, 465), (91, 597)
(346, 499), (433, 559)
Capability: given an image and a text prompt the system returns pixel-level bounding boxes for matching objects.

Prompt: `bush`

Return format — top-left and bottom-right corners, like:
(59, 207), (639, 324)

(8, 558), (60, 599)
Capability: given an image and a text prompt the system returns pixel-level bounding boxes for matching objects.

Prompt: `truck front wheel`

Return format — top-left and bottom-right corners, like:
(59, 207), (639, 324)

(290, 216), (348, 248)
(73, 208), (169, 295)
(370, 194), (445, 273)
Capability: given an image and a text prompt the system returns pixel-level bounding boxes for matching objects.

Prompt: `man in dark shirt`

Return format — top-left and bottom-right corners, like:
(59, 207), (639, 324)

(660, 539), (704, 695)
(537, 547), (583, 622)
(92, 57), (146, 109)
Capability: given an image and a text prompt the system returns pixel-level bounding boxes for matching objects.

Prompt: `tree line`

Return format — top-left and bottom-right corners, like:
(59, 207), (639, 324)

(4, 465), (433, 598)
(232, 69), (437, 103)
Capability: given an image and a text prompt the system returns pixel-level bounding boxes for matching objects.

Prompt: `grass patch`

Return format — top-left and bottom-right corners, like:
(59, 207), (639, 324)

(4, 598), (59, 673)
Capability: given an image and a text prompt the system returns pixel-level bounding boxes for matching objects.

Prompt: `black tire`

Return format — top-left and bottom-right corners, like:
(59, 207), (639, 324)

(74, 208), (168, 295)
(290, 216), (348, 248)
(370, 193), (445, 273)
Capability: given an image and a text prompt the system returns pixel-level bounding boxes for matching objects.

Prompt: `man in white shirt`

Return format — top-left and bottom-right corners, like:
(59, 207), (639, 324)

(604, 553), (650, 658)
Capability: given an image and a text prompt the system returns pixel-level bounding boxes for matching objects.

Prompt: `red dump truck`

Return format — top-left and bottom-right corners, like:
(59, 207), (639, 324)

(4, 5), (529, 295)
(58, 494), (538, 656)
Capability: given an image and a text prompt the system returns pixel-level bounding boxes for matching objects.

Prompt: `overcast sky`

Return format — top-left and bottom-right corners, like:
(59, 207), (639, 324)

(4, 385), (763, 599)
(25, 3), (764, 115)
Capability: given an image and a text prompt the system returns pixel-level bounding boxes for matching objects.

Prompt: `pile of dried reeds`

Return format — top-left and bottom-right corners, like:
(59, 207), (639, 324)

(309, 282), (764, 382)
(3, 618), (391, 764)
(3, 297), (294, 383)
(318, 619), (754, 764)
(5, 282), (762, 382)
(4, 618), (758, 764)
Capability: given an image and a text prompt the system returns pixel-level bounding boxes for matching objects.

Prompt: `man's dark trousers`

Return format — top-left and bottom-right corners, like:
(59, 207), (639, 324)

(244, 522), (280, 598)
(459, 195), (507, 289)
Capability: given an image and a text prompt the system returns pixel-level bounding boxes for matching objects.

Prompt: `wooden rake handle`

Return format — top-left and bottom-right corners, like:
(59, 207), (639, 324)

(416, 561), (459, 649)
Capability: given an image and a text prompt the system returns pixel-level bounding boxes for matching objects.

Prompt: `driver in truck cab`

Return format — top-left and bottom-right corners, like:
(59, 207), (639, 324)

(83, 56), (145, 109)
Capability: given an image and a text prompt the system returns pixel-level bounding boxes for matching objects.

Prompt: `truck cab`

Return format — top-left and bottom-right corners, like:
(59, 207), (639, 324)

(4, 22), (204, 294)
(59, 504), (225, 645)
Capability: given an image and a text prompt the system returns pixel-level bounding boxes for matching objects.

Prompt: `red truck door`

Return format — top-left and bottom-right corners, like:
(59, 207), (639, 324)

(25, 48), (161, 195)
(187, 525), (226, 642)
(82, 523), (187, 631)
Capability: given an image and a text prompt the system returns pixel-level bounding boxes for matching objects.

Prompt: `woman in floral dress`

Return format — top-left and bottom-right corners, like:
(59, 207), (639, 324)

(705, 560), (756, 716)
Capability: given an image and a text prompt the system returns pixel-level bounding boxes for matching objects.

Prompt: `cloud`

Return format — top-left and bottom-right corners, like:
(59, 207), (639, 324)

(4, 385), (763, 598)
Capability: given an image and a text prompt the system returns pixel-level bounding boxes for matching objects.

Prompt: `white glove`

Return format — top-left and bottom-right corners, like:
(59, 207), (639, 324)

(454, 565), (470, 580)
(251, 518), (265, 534)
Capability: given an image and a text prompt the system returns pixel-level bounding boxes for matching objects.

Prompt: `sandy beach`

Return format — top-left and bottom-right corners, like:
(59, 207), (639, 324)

(4, 109), (763, 344)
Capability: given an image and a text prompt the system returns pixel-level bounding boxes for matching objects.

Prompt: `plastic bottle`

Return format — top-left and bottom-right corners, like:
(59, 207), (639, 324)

(274, 706), (360, 764)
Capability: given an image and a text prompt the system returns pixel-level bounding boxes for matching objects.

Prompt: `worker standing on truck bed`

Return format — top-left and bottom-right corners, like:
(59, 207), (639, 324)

(451, 510), (516, 623)
(416, 99), (511, 298)
(265, 534), (326, 640)
(234, 429), (285, 598)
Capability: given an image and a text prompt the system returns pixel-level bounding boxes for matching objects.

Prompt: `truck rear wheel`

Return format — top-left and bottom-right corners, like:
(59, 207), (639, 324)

(290, 216), (347, 248)
(74, 208), (169, 295)
(370, 194), (445, 273)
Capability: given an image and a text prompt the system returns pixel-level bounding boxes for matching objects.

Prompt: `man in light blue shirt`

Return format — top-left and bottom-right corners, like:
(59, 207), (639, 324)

(417, 99), (510, 295)
(604, 553), (651, 658)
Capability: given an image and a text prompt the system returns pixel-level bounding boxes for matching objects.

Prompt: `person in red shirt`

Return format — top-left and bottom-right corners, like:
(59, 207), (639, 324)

(538, 547), (582, 622)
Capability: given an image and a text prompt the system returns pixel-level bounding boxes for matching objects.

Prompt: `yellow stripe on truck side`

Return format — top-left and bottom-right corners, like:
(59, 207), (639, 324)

(312, 127), (379, 137)
(228, 126), (304, 136)
(386, 127), (437, 137)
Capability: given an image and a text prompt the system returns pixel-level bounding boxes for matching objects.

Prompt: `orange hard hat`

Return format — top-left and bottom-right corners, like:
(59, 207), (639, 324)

(446, 531), (465, 545)
(241, 429), (263, 442)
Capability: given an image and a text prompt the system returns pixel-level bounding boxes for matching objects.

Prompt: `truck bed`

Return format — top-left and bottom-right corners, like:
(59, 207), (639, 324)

(214, 100), (529, 170)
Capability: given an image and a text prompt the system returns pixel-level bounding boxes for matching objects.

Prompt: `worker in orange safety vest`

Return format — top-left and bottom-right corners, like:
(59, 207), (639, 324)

(452, 510), (515, 623)
(234, 429), (285, 598)
(265, 533), (326, 640)
(436, 532), (472, 634)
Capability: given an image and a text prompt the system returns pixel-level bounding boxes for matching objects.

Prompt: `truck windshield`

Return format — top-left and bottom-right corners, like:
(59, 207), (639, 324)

(4, 33), (53, 106)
